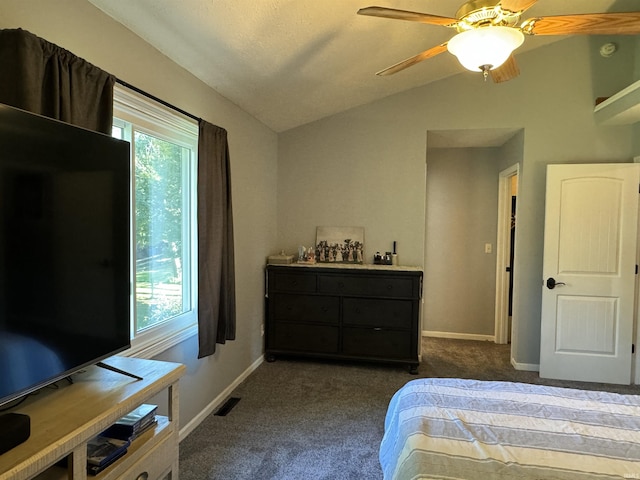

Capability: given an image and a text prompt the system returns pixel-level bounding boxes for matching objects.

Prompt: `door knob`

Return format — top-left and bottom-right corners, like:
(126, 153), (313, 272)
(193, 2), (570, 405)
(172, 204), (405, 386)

(546, 277), (566, 289)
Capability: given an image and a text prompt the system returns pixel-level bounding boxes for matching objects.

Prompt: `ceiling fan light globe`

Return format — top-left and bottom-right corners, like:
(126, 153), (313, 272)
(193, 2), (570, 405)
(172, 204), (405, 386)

(448, 26), (524, 72)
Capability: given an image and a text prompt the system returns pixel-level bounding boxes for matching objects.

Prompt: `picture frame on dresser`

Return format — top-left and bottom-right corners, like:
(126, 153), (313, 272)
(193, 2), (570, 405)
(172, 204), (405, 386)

(315, 226), (364, 264)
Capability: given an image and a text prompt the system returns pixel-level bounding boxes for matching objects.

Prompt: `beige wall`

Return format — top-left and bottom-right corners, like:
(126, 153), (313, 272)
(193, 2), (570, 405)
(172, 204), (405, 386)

(278, 36), (636, 367)
(424, 147), (501, 337)
(0, 0), (279, 427)
(278, 102), (427, 266)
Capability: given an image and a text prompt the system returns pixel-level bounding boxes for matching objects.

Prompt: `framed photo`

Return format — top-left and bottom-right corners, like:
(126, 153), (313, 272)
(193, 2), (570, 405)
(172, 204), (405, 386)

(315, 226), (364, 264)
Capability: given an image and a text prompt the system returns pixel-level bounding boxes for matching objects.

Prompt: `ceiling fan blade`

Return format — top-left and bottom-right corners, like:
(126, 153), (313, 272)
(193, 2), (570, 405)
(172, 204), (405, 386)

(490, 54), (520, 83)
(357, 7), (458, 27)
(500, 0), (538, 14)
(524, 12), (640, 35)
(376, 43), (448, 76)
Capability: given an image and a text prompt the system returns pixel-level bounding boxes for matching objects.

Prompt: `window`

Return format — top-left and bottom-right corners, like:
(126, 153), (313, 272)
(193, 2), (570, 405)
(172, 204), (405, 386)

(113, 86), (198, 357)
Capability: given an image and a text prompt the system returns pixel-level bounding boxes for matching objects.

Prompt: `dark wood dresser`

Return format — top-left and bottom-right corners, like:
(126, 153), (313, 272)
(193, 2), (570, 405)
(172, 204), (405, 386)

(265, 264), (423, 373)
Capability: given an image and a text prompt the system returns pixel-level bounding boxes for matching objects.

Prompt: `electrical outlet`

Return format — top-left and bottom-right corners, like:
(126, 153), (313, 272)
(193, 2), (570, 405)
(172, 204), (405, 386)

(484, 243), (492, 254)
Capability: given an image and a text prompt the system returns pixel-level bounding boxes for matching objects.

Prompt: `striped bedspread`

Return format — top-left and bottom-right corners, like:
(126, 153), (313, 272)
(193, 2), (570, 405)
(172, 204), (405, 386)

(379, 378), (640, 479)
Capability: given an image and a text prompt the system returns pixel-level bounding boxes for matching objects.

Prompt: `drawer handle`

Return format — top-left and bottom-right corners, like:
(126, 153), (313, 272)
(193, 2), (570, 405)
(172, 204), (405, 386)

(355, 308), (361, 314)
(136, 473), (149, 480)
(386, 284), (393, 290)
(373, 327), (383, 331)
(290, 280), (298, 286)
(338, 282), (344, 289)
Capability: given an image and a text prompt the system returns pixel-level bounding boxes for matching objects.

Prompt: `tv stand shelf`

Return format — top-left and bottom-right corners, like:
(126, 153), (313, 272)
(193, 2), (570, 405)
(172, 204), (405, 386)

(0, 357), (185, 480)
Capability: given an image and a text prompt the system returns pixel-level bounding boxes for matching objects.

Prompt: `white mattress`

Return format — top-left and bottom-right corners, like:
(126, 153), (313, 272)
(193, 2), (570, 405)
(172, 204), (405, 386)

(380, 378), (640, 479)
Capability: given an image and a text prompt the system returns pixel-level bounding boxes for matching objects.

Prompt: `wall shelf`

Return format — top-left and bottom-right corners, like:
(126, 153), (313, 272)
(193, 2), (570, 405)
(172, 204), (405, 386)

(594, 79), (640, 126)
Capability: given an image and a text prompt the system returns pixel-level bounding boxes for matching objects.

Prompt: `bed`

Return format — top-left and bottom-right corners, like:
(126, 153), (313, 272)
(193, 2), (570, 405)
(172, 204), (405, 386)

(380, 378), (640, 479)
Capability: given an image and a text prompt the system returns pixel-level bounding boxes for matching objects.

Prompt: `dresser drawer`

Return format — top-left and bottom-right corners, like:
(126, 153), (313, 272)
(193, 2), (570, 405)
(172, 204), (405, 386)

(343, 298), (413, 329)
(318, 274), (415, 298)
(342, 327), (412, 359)
(271, 271), (317, 293)
(271, 323), (339, 354)
(272, 293), (339, 324)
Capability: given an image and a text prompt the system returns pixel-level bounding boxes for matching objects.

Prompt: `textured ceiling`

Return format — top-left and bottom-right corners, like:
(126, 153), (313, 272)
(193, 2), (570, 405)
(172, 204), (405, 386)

(87, 0), (622, 132)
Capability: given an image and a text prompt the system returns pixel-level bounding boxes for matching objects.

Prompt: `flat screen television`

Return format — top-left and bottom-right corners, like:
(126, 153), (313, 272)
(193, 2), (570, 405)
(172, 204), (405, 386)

(0, 103), (131, 407)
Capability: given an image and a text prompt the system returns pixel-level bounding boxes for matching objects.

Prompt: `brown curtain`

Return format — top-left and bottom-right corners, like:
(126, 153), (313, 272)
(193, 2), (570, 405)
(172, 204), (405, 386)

(0, 28), (114, 133)
(197, 120), (236, 358)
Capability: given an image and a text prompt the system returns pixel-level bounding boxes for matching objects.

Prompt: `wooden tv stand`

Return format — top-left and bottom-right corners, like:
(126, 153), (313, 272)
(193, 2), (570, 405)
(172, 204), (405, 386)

(0, 356), (185, 480)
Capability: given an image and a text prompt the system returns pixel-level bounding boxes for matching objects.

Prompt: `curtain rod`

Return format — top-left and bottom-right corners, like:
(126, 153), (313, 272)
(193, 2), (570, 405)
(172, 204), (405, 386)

(115, 78), (201, 122)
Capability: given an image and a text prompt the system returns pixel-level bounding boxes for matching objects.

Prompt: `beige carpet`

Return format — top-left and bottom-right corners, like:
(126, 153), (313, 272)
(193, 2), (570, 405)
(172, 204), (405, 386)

(179, 337), (640, 480)
(422, 337), (640, 395)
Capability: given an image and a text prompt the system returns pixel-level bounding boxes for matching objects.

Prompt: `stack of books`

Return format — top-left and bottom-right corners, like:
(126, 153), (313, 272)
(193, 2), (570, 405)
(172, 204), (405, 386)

(86, 404), (158, 475)
(86, 436), (130, 475)
(101, 403), (158, 442)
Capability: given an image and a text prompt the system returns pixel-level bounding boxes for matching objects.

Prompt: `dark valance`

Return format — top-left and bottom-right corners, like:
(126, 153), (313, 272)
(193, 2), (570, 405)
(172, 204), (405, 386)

(0, 28), (114, 133)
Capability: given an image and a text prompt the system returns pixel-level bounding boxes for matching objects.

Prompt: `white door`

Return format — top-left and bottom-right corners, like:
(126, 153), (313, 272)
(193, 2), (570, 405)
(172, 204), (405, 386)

(540, 163), (640, 384)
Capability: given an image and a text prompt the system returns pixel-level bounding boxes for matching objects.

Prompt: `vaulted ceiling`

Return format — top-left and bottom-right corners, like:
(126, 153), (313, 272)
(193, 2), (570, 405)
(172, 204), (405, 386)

(88, 0), (625, 132)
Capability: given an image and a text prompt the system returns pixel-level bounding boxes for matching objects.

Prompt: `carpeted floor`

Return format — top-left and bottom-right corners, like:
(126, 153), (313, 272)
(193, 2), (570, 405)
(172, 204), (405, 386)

(178, 337), (640, 480)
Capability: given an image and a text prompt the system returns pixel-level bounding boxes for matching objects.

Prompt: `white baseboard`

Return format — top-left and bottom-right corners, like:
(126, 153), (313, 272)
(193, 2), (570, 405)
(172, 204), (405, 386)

(423, 330), (495, 342)
(179, 355), (264, 441)
(510, 357), (539, 372)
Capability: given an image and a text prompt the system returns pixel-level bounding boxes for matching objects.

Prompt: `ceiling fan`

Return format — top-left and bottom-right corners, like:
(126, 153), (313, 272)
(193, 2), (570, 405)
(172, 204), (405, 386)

(357, 0), (640, 82)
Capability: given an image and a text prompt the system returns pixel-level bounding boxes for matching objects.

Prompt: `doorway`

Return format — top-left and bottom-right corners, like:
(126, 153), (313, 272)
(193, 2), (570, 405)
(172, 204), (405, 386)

(494, 165), (518, 345)
(424, 128), (523, 357)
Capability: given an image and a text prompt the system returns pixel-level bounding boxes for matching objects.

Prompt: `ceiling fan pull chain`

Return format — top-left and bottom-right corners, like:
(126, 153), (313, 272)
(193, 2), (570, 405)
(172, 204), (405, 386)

(481, 65), (490, 82)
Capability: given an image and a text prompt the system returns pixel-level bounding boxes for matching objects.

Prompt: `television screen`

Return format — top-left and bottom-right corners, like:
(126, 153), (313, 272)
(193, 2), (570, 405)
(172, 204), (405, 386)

(0, 104), (131, 407)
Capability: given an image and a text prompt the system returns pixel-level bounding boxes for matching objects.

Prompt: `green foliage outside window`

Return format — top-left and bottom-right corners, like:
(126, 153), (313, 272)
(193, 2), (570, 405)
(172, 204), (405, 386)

(134, 131), (187, 330)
